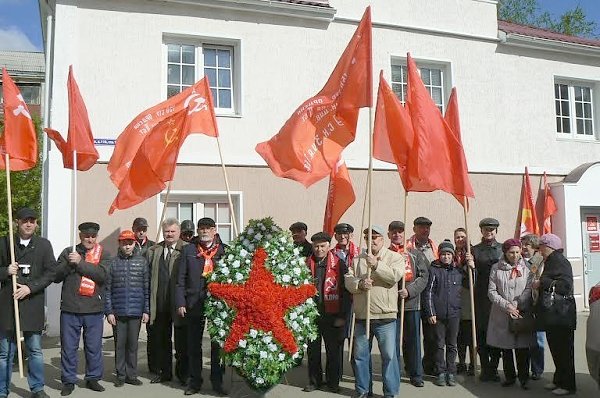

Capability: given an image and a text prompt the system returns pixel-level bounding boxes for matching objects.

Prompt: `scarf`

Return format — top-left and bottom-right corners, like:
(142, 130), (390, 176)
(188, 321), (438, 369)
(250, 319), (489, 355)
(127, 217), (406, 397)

(307, 252), (341, 314)
(388, 243), (414, 282)
(78, 244), (102, 297)
(406, 235), (438, 260)
(333, 241), (359, 267)
(510, 264), (523, 279)
(197, 240), (220, 277)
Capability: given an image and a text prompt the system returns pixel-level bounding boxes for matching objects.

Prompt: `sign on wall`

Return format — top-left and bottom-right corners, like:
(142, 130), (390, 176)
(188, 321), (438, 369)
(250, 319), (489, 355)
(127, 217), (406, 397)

(587, 216), (598, 232)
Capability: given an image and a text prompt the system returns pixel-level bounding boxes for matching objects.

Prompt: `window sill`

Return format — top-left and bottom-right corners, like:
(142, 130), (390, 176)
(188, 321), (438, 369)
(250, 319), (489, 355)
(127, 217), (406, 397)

(216, 112), (242, 119)
(556, 136), (599, 143)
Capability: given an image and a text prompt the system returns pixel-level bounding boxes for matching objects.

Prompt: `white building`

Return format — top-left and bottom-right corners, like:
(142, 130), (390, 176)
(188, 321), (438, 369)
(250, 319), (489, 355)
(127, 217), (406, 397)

(38, 0), (600, 335)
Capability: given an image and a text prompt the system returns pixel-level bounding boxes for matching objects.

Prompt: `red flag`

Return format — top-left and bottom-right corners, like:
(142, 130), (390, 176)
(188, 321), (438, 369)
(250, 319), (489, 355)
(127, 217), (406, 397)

(444, 87), (469, 209)
(404, 54), (474, 198)
(255, 6), (372, 188)
(0, 68), (37, 171)
(518, 167), (540, 237)
(323, 158), (355, 235)
(108, 77), (218, 188)
(542, 172), (557, 234)
(373, 71), (414, 185)
(44, 66), (99, 171)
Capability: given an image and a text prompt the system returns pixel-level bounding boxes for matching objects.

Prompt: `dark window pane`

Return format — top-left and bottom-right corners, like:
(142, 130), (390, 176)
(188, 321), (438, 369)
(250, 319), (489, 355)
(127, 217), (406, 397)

(168, 64), (180, 84)
(182, 65), (195, 85)
(583, 87), (591, 102)
(203, 48), (217, 67)
(182, 45), (195, 64)
(585, 120), (593, 134)
(168, 45), (180, 63)
(561, 100), (570, 116)
(563, 118), (570, 133)
(217, 49), (231, 68)
(420, 68), (431, 85)
(431, 87), (442, 105)
(391, 65), (403, 82)
(574, 87), (583, 101)
(431, 69), (441, 86)
(218, 69), (231, 88)
(584, 103), (592, 118)
(556, 117), (562, 132)
(554, 84), (559, 98)
(211, 88), (217, 103)
(555, 100), (560, 116)
(218, 89), (232, 108)
(560, 84), (568, 99)
(577, 119), (584, 134)
(167, 85), (180, 98)
(204, 68), (217, 87)
(576, 102), (583, 118)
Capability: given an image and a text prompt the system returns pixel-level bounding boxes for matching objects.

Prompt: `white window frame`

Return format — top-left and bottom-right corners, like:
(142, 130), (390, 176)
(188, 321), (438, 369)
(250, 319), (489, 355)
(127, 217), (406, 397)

(163, 35), (242, 117)
(554, 78), (597, 141)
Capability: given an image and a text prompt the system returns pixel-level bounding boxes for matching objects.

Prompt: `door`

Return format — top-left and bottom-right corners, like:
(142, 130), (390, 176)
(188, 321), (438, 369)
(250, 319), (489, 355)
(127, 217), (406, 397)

(582, 211), (600, 307)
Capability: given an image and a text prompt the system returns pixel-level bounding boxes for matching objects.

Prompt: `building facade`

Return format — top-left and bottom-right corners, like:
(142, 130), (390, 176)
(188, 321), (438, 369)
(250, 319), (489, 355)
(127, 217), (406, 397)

(39, 0), (600, 334)
(0, 50), (45, 118)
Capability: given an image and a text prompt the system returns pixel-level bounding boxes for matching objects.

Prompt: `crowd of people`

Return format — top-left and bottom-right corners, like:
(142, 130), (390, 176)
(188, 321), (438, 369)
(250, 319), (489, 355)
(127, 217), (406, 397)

(0, 208), (578, 398)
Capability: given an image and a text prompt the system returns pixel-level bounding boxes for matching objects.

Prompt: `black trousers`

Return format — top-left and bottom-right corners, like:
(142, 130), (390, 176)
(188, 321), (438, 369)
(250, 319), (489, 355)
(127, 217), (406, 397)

(477, 328), (501, 376)
(502, 348), (530, 384)
(174, 325), (189, 383)
(421, 318), (437, 373)
(188, 315), (223, 390)
(153, 312), (189, 382)
(546, 328), (576, 392)
(113, 316), (142, 380)
(457, 320), (475, 366)
(433, 317), (459, 375)
(307, 315), (345, 388)
(146, 323), (157, 373)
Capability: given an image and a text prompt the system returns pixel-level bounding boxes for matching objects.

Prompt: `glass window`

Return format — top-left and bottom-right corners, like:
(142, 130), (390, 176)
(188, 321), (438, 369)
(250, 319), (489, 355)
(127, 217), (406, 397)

(554, 81), (595, 138)
(203, 46), (233, 110)
(166, 44), (195, 98)
(390, 63), (445, 113)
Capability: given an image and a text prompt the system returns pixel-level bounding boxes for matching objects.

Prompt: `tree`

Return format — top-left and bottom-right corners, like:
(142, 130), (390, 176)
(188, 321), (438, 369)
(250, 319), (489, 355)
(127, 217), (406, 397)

(0, 116), (43, 236)
(498, 0), (599, 38)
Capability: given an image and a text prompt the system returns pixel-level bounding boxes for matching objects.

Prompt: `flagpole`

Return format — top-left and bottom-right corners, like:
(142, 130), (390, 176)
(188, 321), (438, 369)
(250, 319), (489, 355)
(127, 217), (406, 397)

(155, 181), (172, 244)
(216, 136), (239, 238)
(72, 150), (77, 252)
(5, 154), (25, 378)
(398, 191), (408, 353)
(366, 107), (374, 337)
(463, 196), (478, 376)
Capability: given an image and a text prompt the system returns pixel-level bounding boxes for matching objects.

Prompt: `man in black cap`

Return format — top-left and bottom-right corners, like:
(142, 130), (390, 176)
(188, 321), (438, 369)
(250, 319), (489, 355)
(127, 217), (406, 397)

(289, 222), (312, 258)
(332, 223), (359, 266)
(132, 217), (154, 257)
(387, 221), (429, 387)
(304, 232), (350, 393)
(0, 208), (56, 398)
(471, 217), (502, 382)
(180, 220), (195, 243)
(176, 217), (227, 396)
(54, 222), (110, 396)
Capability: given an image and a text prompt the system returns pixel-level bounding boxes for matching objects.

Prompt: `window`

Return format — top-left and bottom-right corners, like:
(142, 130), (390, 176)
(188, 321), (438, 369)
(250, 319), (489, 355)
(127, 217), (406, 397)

(390, 63), (446, 113)
(0, 84), (41, 105)
(555, 81), (595, 138)
(165, 39), (239, 114)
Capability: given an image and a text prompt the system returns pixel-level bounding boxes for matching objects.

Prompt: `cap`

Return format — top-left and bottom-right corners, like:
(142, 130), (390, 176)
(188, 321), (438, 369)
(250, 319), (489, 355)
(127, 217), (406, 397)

(118, 230), (136, 241)
(363, 225), (385, 236)
(413, 217), (432, 226)
(181, 220), (195, 232)
(479, 217), (500, 228)
(334, 223), (354, 233)
(289, 222), (307, 232)
(539, 233), (562, 251)
(15, 207), (37, 220)
(310, 232), (332, 243)
(502, 238), (522, 253)
(388, 221), (405, 231)
(132, 217), (149, 229)
(197, 217), (216, 228)
(438, 239), (455, 255)
(79, 222), (100, 234)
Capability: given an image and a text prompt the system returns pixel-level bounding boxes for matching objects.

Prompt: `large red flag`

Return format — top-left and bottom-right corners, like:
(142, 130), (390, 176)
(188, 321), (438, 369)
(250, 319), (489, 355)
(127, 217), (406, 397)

(518, 167), (540, 237)
(44, 66), (99, 171)
(0, 68), (37, 171)
(108, 77), (218, 188)
(373, 71), (414, 185)
(404, 54), (474, 198)
(444, 87), (469, 209)
(323, 158), (355, 235)
(542, 172), (557, 234)
(255, 6), (372, 188)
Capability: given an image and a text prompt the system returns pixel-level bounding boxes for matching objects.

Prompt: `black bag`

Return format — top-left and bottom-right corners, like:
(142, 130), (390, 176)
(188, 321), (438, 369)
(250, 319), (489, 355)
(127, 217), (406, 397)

(540, 281), (576, 329)
(508, 313), (535, 334)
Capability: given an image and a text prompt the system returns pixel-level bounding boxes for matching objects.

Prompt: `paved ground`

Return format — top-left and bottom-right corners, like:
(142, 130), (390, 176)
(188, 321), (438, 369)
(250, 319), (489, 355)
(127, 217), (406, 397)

(5, 314), (599, 397)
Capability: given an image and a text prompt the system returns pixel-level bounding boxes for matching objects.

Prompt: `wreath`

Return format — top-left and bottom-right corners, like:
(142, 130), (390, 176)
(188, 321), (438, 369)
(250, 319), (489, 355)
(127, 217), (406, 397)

(205, 218), (319, 390)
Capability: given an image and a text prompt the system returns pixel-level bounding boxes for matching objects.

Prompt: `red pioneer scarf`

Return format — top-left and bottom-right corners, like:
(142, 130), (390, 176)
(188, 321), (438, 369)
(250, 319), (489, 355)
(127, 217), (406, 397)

(406, 235), (438, 259)
(78, 244), (102, 297)
(307, 252), (341, 314)
(333, 241), (359, 267)
(197, 241), (220, 277)
(389, 243), (414, 282)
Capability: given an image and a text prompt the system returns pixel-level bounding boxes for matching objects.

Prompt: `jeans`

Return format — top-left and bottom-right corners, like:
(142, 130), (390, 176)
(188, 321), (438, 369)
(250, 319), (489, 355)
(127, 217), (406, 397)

(433, 317), (459, 375)
(354, 320), (399, 397)
(530, 331), (544, 376)
(397, 310), (423, 382)
(0, 331), (45, 395)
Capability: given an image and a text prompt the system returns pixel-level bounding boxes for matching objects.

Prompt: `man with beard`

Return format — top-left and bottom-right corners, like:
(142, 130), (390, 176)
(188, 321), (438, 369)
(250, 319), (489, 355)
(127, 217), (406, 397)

(176, 218), (227, 396)
(289, 222), (312, 258)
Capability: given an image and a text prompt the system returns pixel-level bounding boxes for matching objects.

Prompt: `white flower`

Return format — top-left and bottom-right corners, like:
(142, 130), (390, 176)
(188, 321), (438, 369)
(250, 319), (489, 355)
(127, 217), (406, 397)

(256, 377), (264, 385)
(273, 249), (279, 256)
(247, 227), (255, 235)
(219, 329), (226, 337)
(278, 263), (286, 270)
(232, 260), (240, 268)
(227, 278), (232, 283)
(303, 317), (310, 325)
(289, 312), (298, 320)
(278, 353), (285, 361)
(304, 279), (309, 284)
(238, 339), (247, 348)
(243, 239), (250, 246)
(240, 249), (248, 257)
(214, 318), (222, 326)
(280, 237), (287, 243)
(220, 311), (228, 319)
(254, 232), (263, 241)
(216, 301), (224, 309)
(249, 329), (258, 338)
(222, 267), (230, 276)
(303, 343), (308, 349)
(245, 259), (251, 264)
(292, 351), (300, 359)
(293, 267), (301, 275)
(260, 351), (267, 359)
(266, 234), (272, 240)
(248, 244), (255, 251)
(264, 242), (270, 248)
(282, 275), (291, 283)
(291, 321), (300, 330)
(262, 335), (272, 344)
(260, 224), (266, 231)
(293, 248), (300, 255)
(235, 272), (244, 281)
(290, 259), (297, 265)
(306, 298), (314, 304)
(228, 254), (234, 261)
(268, 343), (277, 352)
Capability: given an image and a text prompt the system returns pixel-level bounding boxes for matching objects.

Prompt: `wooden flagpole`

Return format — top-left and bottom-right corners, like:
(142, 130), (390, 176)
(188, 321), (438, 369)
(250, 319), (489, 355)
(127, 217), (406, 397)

(72, 151), (77, 252)
(155, 181), (173, 244)
(5, 154), (25, 378)
(398, 191), (409, 352)
(463, 197), (478, 375)
(216, 136), (239, 237)
(365, 107), (374, 337)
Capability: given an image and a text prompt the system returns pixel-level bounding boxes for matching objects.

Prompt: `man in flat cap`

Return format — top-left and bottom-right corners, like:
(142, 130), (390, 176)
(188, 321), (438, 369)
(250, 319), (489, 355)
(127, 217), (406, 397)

(55, 222), (110, 396)
(289, 222), (312, 258)
(180, 220), (196, 243)
(387, 221), (429, 387)
(345, 226), (404, 398)
(471, 217), (502, 382)
(304, 232), (350, 393)
(0, 208), (56, 398)
(176, 217), (227, 396)
(132, 217), (154, 258)
(332, 223), (359, 266)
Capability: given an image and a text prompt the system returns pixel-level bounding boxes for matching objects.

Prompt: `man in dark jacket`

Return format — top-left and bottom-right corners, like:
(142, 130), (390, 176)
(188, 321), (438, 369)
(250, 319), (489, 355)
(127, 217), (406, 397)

(289, 222), (312, 258)
(147, 218), (189, 385)
(105, 230), (149, 387)
(54, 222), (110, 396)
(180, 220), (195, 243)
(471, 217), (503, 382)
(0, 207), (56, 398)
(388, 221), (429, 387)
(176, 217), (227, 396)
(132, 217), (154, 258)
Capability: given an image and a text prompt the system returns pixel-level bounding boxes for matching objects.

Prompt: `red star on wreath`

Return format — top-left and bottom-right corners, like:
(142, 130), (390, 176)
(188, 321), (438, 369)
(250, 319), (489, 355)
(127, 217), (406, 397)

(208, 247), (317, 354)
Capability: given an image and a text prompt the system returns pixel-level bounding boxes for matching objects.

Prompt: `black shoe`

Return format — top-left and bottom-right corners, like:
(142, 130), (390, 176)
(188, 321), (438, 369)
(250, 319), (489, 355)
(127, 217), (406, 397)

(521, 381), (529, 390)
(410, 379), (424, 387)
(467, 365), (475, 376)
(114, 379), (125, 388)
(60, 383), (75, 396)
(303, 384), (319, 392)
(531, 373), (542, 380)
(86, 380), (105, 392)
(502, 379), (516, 387)
(184, 387), (200, 395)
(151, 375), (172, 384)
(212, 385), (228, 396)
(352, 394), (368, 398)
(327, 385), (340, 393)
(32, 391), (50, 398)
(125, 378), (143, 386)
(456, 363), (467, 374)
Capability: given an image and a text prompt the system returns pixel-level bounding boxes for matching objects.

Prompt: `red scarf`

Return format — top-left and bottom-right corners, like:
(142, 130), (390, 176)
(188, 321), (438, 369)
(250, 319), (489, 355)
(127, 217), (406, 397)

(389, 243), (414, 282)
(510, 266), (523, 279)
(197, 241), (219, 277)
(333, 241), (359, 267)
(79, 244), (102, 297)
(406, 235), (438, 259)
(307, 252), (341, 314)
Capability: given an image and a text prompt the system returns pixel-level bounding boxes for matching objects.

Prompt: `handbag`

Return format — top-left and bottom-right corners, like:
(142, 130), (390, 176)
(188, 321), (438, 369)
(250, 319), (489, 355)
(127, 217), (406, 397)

(508, 313), (535, 334)
(540, 280), (576, 329)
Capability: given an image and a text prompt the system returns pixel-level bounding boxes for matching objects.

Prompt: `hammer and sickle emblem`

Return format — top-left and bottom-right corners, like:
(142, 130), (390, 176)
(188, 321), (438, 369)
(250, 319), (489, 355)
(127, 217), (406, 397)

(164, 118), (179, 146)
(184, 93), (208, 115)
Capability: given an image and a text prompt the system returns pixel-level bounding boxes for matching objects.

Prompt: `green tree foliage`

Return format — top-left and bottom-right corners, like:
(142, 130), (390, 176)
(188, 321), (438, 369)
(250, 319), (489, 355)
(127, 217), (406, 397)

(498, 0), (598, 38)
(0, 116), (43, 236)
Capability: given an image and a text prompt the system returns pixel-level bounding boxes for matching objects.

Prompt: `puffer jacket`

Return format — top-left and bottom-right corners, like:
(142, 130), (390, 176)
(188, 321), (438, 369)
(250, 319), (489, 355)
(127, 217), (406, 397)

(423, 260), (464, 319)
(105, 251), (149, 317)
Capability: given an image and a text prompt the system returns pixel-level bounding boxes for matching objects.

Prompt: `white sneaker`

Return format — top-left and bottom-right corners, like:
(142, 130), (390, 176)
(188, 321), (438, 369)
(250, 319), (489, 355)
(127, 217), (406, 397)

(551, 388), (571, 396)
(544, 383), (557, 390)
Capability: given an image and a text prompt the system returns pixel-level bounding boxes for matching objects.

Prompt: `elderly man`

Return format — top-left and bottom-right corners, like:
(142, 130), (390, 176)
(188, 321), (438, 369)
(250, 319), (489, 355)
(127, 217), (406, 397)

(387, 221), (429, 388)
(132, 217), (154, 257)
(177, 218), (227, 396)
(345, 225), (404, 398)
(289, 222), (312, 258)
(0, 208), (56, 398)
(55, 222), (110, 396)
(332, 223), (359, 265)
(147, 218), (189, 386)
